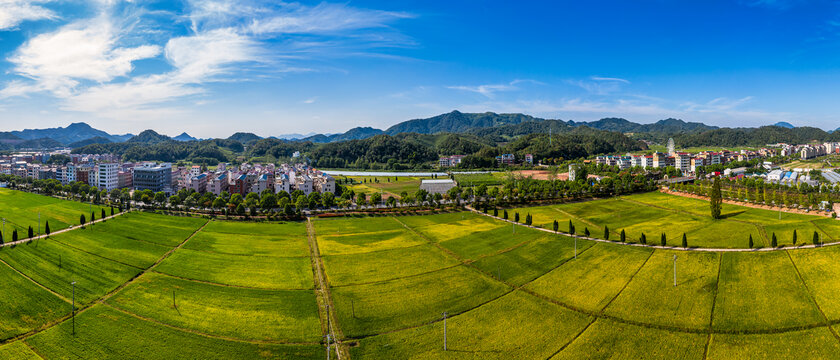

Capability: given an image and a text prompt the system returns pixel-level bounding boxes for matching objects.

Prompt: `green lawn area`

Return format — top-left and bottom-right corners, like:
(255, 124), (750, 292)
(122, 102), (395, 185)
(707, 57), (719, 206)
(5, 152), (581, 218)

(351, 291), (592, 360)
(712, 251), (823, 331)
(707, 327), (840, 359)
(0, 188), (107, 237)
(553, 318), (706, 360)
(154, 248), (313, 289)
(339, 175), (433, 198)
(525, 243), (653, 313)
(452, 172), (506, 187)
(107, 272), (321, 342)
(0, 261), (68, 341)
(0, 342), (41, 360)
(331, 265), (510, 337)
(51, 228), (171, 269)
(25, 305), (322, 360)
(604, 250), (718, 330)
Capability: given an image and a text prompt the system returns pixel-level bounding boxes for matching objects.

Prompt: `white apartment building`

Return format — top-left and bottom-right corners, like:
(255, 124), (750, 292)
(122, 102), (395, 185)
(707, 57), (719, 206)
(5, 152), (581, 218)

(96, 163), (119, 191)
(295, 175), (313, 195)
(674, 153), (691, 173)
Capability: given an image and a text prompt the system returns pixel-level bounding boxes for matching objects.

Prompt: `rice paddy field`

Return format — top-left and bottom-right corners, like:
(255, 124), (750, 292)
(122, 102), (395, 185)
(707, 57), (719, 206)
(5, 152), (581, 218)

(0, 188), (107, 238)
(7, 188), (840, 358)
(508, 191), (840, 249)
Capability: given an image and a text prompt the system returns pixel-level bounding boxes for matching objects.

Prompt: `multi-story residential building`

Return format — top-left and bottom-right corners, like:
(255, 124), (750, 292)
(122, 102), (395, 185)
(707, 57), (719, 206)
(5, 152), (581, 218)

(652, 153), (667, 168)
(496, 154), (515, 166)
(439, 155), (466, 168)
(250, 174), (271, 194)
(674, 153), (691, 173)
(229, 174), (248, 196)
(76, 168), (90, 185)
(525, 154), (534, 164)
(207, 173), (228, 195)
(295, 175), (313, 195)
(275, 174), (291, 194)
(133, 163), (172, 193)
(189, 173), (208, 193)
(118, 170), (133, 189)
(96, 163), (119, 191)
(314, 174), (336, 194)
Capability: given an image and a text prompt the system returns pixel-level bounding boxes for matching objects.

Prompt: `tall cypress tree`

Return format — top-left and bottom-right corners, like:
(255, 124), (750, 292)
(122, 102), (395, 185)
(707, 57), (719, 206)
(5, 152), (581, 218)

(682, 233), (688, 248)
(749, 234), (753, 249)
(813, 231), (820, 246)
(604, 226), (610, 241)
(45, 222), (50, 237)
(660, 233), (666, 246)
(620, 229), (626, 243)
(640, 233), (646, 244)
(792, 230), (797, 245)
(771, 233), (778, 247)
(710, 177), (722, 219)
(553, 220), (559, 232)
(569, 220), (574, 234)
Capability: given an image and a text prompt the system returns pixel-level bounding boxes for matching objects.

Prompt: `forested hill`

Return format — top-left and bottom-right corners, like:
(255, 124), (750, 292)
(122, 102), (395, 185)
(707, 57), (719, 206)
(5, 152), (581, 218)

(383, 110), (542, 135)
(673, 126), (840, 147)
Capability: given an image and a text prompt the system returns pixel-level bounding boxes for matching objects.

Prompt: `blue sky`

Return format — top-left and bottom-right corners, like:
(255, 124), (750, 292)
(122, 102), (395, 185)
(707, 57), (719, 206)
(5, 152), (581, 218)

(1, 0), (840, 137)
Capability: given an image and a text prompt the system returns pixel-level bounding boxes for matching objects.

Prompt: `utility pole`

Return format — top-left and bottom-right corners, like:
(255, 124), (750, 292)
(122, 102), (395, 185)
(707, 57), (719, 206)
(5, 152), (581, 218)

(71, 281), (77, 335)
(38, 212), (41, 237)
(442, 311), (448, 351)
(673, 255), (678, 287)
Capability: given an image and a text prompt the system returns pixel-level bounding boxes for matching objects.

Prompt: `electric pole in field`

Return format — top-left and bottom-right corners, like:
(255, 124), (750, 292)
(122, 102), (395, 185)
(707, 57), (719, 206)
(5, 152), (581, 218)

(442, 311), (448, 351)
(673, 255), (678, 287)
(71, 281), (77, 335)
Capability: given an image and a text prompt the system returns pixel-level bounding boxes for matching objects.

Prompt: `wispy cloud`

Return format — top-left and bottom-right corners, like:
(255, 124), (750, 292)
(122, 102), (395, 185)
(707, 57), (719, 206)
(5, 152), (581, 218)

(740, 0), (804, 10)
(0, 0), (56, 30)
(568, 76), (631, 95)
(447, 79), (542, 98)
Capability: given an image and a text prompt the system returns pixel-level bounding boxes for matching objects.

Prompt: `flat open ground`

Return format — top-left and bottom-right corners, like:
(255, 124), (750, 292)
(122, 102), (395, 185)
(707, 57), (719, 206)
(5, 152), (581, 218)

(5, 189), (840, 358)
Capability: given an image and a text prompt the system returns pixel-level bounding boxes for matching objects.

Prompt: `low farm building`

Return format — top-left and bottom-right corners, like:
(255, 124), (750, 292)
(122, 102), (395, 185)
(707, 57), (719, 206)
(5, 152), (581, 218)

(420, 179), (457, 194)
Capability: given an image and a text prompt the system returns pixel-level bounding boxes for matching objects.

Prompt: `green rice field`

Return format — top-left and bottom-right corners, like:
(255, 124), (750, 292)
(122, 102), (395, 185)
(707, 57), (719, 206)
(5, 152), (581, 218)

(5, 188), (840, 358)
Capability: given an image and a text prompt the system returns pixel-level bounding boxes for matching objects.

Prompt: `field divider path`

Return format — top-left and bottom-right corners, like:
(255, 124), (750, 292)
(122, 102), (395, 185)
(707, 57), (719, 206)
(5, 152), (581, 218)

(785, 250), (840, 343)
(550, 207), (599, 229)
(810, 220), (837, 242)
(306, 218), (347, 360)
(466, 206), (840, 252)
(0, 209), (130, 248)
(544, 317), (597, 360)
(1, 217), (209, 347)
(703, 253), (723, 360)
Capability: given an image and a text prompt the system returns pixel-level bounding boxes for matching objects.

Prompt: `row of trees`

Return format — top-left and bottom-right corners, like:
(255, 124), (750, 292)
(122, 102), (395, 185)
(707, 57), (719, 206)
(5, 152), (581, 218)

(676, 176), (837, 213)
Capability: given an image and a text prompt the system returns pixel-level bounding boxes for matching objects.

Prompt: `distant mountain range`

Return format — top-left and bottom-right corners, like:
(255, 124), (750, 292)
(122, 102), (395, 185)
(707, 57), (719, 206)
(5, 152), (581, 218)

(0, 111), (815, 150)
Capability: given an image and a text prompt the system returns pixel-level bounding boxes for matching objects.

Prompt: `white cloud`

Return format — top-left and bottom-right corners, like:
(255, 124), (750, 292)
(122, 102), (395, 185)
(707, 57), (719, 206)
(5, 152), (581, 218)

(2, 14), (160, 97)
(0, 0), (56, 30)
(246, 2), (412, 35)
(448, 83), (516, 98)
(568, 76), (631, 95)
